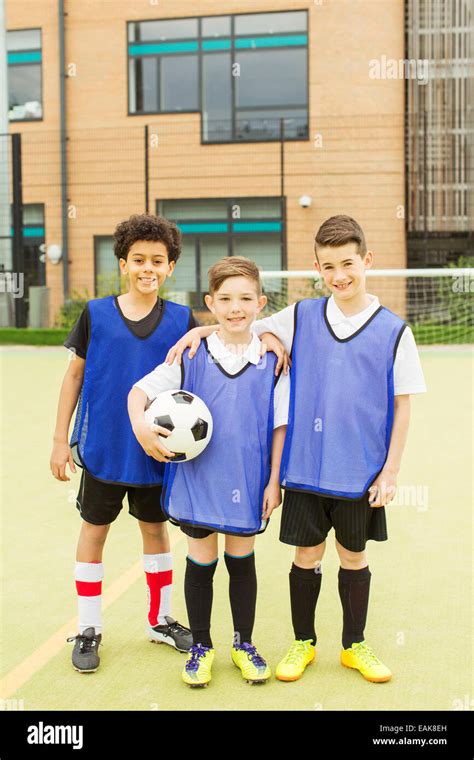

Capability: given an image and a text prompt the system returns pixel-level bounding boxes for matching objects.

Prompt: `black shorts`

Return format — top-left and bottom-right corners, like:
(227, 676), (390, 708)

(178, 524), (262, 539)
(176, 520), (262, 540)
(280, 488), (388, 553)
(179, 523), (216, 539)
(76, 469), (167, 526)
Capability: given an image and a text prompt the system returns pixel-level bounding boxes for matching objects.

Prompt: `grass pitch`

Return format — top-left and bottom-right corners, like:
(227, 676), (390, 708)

(0, 346), (472, 711)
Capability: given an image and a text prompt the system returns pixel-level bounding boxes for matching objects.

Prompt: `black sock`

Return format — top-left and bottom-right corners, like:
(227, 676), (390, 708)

(224, 552), (257, 646)
(184, 556), (218, 648)
(338, 566), (371, 649)
(289, 563), (322, 646)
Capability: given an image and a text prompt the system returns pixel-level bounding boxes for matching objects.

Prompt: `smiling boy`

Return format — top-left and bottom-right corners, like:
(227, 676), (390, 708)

(50, 214), (194, 672)
(166, 215), (427, 684)
(129, 257), (289, 687)
(253, 215), (427, 682)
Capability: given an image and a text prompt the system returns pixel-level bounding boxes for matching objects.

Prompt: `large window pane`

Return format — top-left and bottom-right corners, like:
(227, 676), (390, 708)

(129, 19), (198, 42)
(7, 28), (42, 122)
(167, 237), (197, 304)
(236, 109), (308, 140)
(233, 198), (281, 219)
(235, 11), (307, 35)
(233, 233), (281, 290)
(160, 199), (228, 220)
(160, 56), (198, 111)
(236, 49), (307, 107)
(8, 65), (42, 120)
(95, 238), (120, 296)
(200, 236), (229, 293)
(129, 58), (158, 112)
(202, 53), (232, 141)
(202, 16), (231, 36)
(7, 29), (41, 50)
(23, 205), (44, 225)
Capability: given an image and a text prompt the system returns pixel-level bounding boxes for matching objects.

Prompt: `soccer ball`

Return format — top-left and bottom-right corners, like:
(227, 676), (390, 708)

(144, 389), (213, 462)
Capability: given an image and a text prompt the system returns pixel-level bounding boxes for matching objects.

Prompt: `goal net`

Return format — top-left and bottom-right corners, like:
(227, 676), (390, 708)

(260, 268), (474, 345)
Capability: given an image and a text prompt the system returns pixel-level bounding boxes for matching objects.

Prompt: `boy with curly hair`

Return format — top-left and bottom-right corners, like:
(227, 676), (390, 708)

(50, 214), (196, 673)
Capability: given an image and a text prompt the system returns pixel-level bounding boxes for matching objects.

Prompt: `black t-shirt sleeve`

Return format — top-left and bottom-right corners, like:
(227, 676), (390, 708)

(63, 305), (90, 360)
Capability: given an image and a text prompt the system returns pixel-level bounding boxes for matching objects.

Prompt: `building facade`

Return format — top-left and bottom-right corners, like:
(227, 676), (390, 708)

(5, 0), (408, 325)
(405, 0), (473, 267)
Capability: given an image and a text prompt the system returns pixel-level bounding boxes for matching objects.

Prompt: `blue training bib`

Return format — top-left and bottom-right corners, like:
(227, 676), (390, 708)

(280, 298), (406, 499)
(162, 340), (277, 534)
(70, 296), (191, 485)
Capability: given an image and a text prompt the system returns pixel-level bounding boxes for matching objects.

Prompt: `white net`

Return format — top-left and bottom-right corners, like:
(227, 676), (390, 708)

(260, 268), (474, 345)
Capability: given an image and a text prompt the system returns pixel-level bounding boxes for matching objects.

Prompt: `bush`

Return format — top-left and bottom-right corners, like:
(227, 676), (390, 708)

(55, 290), (90, 330)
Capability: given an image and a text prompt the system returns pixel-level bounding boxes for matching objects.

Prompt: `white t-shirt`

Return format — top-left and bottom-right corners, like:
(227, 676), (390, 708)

(134, 331), (290, 428)
(252, 294), (427, 395)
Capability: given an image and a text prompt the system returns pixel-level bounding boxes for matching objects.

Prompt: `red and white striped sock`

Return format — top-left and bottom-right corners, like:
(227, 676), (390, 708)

(143, 553), (173, 627)
(75, 561), (104, 634)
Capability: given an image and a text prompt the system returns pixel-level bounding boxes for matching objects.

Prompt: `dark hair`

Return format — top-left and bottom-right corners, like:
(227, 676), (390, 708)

(314, 215), (367, 257)
(208, 256), (262, 295)
(113, 214), (182, 263)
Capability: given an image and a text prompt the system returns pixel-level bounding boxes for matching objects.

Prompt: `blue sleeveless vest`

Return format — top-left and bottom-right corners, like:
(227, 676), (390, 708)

(162, 340), (277, 534)
(70, 296), (191, 485)
(280, 298), (406, 499)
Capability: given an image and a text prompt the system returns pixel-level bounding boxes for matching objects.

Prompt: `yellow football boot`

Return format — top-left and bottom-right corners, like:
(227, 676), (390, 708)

(340, 641), (392, 682)
(182, 644), (215, 687)
(231, 642), (271, 684)
(275, 639), (316, 682)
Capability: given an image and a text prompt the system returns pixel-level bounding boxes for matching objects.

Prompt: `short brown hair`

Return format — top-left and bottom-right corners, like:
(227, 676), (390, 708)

(314, 215), (367, 257)
(208, 256), (262, 295)
(113, 213), (182, 263)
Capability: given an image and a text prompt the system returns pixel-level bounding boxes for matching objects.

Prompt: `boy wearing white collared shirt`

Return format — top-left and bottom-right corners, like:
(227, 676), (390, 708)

(129, 257), (289, 688)
(166, 215), (427, 685)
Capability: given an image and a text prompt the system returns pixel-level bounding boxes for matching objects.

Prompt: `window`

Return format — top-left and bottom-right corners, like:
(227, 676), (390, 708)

(157, 197), (284, 307)
(128, 11), (308, 142)
(8, 204), (46, 291)
(94, 237), (120, 296)
(7, 29), (42, 121)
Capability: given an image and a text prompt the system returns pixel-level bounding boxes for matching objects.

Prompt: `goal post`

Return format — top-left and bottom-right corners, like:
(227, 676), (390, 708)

(259, 268), (474, 345)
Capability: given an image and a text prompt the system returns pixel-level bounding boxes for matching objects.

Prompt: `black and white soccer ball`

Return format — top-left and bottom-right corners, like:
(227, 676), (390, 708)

(144, 390), (213, 462)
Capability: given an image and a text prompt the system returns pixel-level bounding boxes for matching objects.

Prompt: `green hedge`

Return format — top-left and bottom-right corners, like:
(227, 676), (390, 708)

(1, 324), (472, 347)
(0, 328), (70, 346)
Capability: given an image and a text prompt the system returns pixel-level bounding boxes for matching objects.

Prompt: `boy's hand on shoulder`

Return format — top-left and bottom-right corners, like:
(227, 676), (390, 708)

(165, 326), (218, 366)
(133, 420), (176, 463)
(368, 468), (397, 507)
(262, 479), (282, 519)
(50, 441), (76, 482)
(259, 332), (290, 376)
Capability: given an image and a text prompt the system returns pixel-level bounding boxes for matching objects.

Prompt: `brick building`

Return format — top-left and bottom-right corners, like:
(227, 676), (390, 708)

(5, 0), (408, 325)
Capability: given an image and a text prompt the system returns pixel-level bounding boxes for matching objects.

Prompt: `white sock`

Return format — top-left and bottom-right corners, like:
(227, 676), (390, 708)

(75, 561), (104, 634)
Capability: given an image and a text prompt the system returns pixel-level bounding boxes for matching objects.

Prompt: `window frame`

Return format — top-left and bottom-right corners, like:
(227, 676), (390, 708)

(156, 195), (287, 305)
(127, 10), (309, 144)
(7, 27), (43, 123)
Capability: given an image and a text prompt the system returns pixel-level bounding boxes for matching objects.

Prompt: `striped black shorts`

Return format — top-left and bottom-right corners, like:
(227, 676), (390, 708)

(280, 488), (388, 553)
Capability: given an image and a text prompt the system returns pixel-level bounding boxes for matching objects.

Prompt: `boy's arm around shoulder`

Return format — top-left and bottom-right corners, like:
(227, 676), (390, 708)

(50, 351), (85, 481)
(165, 324), (219, 366)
